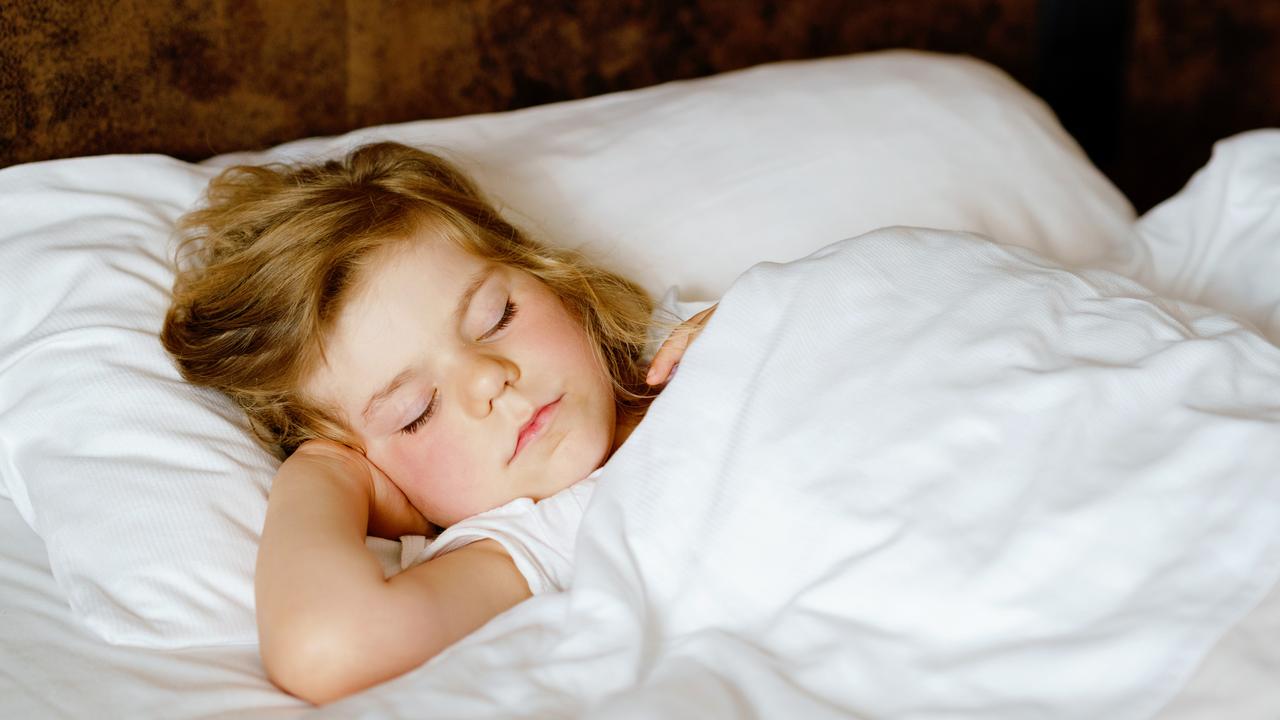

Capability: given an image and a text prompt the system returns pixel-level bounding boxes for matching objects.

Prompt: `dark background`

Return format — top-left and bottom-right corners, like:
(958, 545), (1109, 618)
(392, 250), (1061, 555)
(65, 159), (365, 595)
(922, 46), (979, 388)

(3, 0), (1279, 212)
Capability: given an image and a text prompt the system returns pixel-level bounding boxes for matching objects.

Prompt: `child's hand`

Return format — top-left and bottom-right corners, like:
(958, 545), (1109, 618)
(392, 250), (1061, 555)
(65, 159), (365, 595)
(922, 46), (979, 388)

(287, 440), (431, 539)
(646, 304), (717, 386)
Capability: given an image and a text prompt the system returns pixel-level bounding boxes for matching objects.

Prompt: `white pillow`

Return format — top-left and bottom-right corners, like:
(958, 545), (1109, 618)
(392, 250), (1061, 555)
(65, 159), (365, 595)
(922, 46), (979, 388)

(1121, 129), (1280, 344)
(207, 51), (1139, 298)
(0, 50), (1138, 648)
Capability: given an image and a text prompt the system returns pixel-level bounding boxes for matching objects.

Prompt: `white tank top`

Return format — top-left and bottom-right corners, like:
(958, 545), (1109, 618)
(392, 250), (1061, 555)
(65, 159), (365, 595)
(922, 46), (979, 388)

(395, 469), (601, 595)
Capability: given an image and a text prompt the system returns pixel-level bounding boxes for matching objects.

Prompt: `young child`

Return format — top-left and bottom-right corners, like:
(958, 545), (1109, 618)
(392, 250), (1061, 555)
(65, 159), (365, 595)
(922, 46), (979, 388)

(161, 142), (713, 704)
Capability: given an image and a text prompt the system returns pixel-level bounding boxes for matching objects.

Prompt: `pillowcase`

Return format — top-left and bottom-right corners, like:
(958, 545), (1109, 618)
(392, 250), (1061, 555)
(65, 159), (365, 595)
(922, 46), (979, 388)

(208, 51), (1140, 298)
(0, 50), (1139, 648)
(1121, 129), (1280, 344)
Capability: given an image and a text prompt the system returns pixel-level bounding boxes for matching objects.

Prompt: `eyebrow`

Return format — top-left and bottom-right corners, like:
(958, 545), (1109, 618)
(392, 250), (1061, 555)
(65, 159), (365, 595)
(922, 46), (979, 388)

(361, 265), (495, 422)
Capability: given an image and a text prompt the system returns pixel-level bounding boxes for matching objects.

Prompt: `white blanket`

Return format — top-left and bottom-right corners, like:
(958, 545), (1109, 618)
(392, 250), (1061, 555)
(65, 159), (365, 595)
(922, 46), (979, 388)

(323, 228), (1280, 719)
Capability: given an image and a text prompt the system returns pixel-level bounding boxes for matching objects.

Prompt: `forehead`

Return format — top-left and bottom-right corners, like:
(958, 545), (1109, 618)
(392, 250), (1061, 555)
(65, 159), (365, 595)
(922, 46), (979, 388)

(302, 232), (488, 416)
(357, 228), (479, 291)
(342, 230), (482, 327)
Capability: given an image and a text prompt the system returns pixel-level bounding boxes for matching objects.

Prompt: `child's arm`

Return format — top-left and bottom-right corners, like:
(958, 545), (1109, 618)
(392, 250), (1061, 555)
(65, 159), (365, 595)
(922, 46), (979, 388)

(255, 441), (531, 705)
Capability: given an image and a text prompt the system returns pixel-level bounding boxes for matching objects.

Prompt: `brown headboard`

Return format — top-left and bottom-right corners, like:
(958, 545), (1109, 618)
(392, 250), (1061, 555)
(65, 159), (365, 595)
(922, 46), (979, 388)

(3, 1), (1279, 212)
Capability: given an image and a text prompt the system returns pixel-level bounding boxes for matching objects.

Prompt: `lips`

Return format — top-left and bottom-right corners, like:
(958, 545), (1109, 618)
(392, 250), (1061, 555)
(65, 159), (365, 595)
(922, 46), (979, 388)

(510, 397), (562, 462)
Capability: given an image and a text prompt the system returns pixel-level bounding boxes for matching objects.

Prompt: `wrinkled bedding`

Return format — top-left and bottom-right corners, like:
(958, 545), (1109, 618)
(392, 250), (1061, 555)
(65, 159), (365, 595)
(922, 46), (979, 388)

(313, 227), (1280, 719)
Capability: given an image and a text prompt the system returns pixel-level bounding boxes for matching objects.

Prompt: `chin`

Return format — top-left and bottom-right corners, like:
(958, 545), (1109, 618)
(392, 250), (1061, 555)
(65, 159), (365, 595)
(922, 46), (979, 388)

(547, 429), (609, 492)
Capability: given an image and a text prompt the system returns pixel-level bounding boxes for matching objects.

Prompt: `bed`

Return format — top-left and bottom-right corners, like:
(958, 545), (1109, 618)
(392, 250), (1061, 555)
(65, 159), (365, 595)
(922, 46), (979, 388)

(4, 7), (1280, 720)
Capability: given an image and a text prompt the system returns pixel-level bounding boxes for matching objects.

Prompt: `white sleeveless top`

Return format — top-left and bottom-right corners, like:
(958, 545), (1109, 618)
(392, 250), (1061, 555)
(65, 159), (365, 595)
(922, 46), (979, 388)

(395, 469), (602, 595)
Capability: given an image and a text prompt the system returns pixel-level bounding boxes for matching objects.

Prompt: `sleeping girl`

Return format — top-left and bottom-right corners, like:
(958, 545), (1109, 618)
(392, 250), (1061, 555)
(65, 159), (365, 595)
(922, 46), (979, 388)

(161, 141), (714, 704)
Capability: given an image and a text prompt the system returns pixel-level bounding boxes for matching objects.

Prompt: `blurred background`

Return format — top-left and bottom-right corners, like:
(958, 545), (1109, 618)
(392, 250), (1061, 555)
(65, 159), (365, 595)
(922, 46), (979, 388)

(2, 0), (1278, 212)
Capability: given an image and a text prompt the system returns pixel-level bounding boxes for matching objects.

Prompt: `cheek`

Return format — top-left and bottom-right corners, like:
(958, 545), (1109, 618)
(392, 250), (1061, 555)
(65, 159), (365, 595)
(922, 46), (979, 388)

(533, 302), (606, 379)
(535, 304), (616, 441)
(378, 429), (480, 519)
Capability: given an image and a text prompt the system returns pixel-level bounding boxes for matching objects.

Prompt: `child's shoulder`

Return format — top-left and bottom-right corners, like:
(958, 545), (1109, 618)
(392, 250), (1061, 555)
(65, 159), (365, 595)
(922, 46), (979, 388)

(397, 469), (603, 594)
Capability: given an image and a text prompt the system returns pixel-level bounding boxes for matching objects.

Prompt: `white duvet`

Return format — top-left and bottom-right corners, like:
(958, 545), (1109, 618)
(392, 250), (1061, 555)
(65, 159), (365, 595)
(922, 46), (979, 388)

(314, 228), (1280, 719)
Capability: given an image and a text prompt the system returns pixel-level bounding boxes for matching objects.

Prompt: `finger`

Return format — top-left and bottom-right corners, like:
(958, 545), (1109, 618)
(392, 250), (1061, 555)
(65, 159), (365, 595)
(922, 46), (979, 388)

(687, 305), (717, 326)
(645, 351), (671, 385)
(647, 332), (692, 384)
(646, 305), (717, 385)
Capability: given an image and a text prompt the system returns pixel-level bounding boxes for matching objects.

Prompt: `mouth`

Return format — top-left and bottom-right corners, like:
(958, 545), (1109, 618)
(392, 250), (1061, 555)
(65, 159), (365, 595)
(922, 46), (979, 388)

(510, 396), (562, 463)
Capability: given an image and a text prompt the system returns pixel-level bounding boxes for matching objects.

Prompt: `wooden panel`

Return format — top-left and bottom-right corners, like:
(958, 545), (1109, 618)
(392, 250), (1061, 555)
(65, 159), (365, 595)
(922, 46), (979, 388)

(2, 0), (1036, 167)
(1, 0), (348, 164)
(1118, 1), (1280, 211)
(344, 0), (1037, 126)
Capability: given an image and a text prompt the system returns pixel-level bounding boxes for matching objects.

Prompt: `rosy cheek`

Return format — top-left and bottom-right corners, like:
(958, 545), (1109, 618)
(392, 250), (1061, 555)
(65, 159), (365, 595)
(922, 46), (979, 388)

(528, 301), (583, 362)
(385, 428), (475, 520)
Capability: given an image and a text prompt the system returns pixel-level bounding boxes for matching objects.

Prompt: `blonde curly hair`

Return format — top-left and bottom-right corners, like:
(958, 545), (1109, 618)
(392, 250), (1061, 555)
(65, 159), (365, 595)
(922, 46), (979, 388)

(162, 142), (658, 458)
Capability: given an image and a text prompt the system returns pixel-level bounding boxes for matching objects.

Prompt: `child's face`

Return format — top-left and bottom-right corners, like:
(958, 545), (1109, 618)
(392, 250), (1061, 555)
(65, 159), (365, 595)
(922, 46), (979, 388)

(302, 228), (617, 527)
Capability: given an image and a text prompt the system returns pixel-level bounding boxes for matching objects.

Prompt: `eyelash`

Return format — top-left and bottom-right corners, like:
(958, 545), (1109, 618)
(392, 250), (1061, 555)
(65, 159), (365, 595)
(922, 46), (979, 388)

(480, 300), (519, 341)
(399, 300), (518, 436)
(400, 391), (437, 435)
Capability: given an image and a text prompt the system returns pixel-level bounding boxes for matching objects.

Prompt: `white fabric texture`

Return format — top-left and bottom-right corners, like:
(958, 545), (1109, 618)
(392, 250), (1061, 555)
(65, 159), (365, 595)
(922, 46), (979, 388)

(1120, 129), (1280, 344)
(6, 474), (1280, 720)
(400, 470), (600, 595)
(0, 50), (1140, 648)
(0, 157), (269, 644)
(311, 228), (1280, 719)
(206, 51), (1140, 300)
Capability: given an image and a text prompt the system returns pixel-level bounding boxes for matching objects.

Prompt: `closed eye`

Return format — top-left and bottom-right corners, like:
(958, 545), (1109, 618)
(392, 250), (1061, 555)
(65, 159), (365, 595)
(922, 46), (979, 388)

(478, 300), (518, 341)
(400, 390), (438, 435)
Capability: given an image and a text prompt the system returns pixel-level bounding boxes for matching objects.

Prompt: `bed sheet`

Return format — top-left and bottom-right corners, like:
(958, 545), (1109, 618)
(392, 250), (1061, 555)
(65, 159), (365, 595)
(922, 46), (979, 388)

(4, 259), (1280, 718)
(0, 494), (302, 719)
(300, 229), (1280, 720)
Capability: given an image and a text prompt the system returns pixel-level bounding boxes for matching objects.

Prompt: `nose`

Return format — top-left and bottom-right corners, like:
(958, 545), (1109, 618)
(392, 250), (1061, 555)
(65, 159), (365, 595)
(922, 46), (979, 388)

(457, 351), (518, 417)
